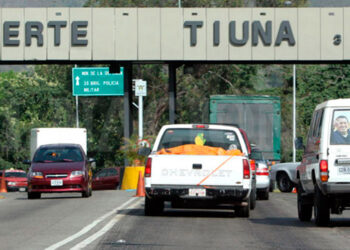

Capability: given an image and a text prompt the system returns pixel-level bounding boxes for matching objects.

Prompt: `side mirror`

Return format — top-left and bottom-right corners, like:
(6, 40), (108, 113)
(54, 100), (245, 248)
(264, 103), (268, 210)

(22, 159), (31, 165)
(295, 137), (304, 150)
(138, 147), (151, 156)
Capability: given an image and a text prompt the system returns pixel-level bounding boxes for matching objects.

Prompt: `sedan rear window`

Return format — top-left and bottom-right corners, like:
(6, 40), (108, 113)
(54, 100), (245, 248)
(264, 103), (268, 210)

(157, 128), (241, 151)
(33, 147), (83, 163)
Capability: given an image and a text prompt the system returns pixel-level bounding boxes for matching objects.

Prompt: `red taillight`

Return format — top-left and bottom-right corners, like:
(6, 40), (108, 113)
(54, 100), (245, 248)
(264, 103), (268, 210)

(195, 124), (206, 128)
(145, 158), (152, 177)
(256, 165), (269, 176)
(320, 160), (328, 182)
(243, 159), (250, 179)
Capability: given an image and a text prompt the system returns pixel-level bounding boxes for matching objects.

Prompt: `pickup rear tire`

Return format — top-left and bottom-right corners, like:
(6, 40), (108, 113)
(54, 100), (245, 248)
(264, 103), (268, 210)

(250, 188), (256, 210)
(314, 185), (330, 226)
(297, 182), (312, 222)
(277, 172), (294, 192)
(145, 196), (164, 216)
(236, 197), (250, 218)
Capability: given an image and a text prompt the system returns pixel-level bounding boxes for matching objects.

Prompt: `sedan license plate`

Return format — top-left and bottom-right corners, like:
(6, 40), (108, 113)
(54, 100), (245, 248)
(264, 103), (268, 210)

(51, 179), (63, 186)
(19, 187), (26, 192)
(189, 189), (206, 197)
(338, 166), (350, 175)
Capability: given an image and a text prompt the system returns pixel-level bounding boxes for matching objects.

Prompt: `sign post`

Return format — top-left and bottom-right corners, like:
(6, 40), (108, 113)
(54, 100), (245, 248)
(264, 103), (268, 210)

(72, 67), (124, 96)
(135, 80), (147, 140)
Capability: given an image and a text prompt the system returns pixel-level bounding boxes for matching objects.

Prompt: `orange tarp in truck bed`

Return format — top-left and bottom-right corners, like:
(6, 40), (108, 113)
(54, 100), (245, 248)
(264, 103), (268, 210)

(156, 144), (244, 156)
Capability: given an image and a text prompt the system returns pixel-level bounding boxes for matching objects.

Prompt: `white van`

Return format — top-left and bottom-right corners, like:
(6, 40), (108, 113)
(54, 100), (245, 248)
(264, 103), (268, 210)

(296, 99), (350, 226)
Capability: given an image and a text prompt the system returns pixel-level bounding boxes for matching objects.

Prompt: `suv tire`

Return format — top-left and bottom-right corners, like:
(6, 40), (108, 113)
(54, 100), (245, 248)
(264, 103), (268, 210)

(258, 189), (269, 200)
(297, 182), (312, 221)
(314, 184), (330, 226)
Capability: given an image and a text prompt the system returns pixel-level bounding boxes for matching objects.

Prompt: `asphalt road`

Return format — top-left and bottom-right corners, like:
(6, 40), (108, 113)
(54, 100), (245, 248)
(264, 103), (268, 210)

(1, 191), (350, 250)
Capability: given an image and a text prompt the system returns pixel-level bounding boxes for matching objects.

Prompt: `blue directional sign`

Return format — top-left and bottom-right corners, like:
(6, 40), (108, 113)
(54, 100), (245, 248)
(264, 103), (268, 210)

(72, 67), (124, 96)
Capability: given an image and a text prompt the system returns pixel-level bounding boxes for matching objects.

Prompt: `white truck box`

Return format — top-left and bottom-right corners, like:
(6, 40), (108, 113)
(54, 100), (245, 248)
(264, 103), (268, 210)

(30, 128), (87, 160)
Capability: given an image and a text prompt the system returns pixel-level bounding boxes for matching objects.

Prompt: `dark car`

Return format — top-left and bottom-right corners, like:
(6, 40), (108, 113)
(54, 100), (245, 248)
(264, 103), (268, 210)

(27, 143), (93, 199)
(92, 167), (120, 190)
(0, 169), (28, 192)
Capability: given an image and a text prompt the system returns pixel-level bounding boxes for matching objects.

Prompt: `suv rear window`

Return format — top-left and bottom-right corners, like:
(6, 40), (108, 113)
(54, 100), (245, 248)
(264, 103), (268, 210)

(33, 146), (83, 163)
(157, 128), (241, 151)
(330, 110), (350, 145)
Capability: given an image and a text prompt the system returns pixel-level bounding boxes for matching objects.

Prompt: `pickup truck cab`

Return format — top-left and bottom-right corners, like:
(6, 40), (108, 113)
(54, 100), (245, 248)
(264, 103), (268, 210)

(141, 124), (253, 217)
(297, 99), (350, 226)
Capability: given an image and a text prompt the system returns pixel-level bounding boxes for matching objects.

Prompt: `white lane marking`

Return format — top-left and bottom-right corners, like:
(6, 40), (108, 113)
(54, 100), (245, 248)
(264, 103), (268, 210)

(71, 198), (143, 250)
(45, 197), (139, 250)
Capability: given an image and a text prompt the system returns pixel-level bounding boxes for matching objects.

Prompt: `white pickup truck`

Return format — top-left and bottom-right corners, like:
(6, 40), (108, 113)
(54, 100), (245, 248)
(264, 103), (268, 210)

(139, 124), (253, 217)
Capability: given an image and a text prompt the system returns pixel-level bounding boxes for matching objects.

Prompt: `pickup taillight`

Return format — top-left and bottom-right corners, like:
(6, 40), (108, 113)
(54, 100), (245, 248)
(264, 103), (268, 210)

(145, 158), (152, 177)
(243, 159), (250, 179)
(250, 160), (256, 175)
(319, 160), (328, 182)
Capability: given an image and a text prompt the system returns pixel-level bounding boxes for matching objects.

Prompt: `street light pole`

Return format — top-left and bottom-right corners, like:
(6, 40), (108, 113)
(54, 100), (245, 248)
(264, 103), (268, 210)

(293, 64), (296, 163)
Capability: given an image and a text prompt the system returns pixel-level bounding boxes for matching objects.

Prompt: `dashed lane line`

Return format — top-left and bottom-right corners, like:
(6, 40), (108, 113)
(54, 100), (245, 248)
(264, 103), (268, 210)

(71, 198), (143, 249)
(45, 197), (140, 250)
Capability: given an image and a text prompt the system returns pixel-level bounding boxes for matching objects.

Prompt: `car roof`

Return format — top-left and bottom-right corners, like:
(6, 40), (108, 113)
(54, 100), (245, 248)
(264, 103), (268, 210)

(38, 143), (82, 149)
(316, 98), (350, 110)
(161, 124), (240, 131)
(3, 169), (26, 173)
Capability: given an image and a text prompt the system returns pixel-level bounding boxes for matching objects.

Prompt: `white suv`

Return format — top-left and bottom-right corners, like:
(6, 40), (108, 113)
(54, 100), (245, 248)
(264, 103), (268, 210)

(296, 99), (350, 226)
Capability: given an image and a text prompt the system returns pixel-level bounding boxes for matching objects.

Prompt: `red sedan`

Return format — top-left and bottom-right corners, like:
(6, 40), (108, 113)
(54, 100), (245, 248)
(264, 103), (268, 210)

(92, 167), (120, 190)
(27, 144), (93, 199)
(0, 169), (28, 192)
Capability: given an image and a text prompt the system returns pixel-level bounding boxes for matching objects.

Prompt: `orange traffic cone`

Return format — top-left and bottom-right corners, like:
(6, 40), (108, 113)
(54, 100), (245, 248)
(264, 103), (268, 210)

(292, 187), (297, 193)
(0, 174), (7, 193)
(134, 171), (145, 197)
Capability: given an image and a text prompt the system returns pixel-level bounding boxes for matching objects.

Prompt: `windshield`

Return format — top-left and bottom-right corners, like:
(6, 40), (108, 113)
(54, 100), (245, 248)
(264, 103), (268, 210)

(5, 172), (27, 178)
(330, 110), (350, 145)
(157, 128), (242, 151)
(33, 146), (84, 163)
(250, 150), (264, 160)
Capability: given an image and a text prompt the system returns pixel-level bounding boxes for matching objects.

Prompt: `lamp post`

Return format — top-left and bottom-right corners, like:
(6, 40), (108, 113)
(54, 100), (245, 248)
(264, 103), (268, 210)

(293, 65), (296, 163)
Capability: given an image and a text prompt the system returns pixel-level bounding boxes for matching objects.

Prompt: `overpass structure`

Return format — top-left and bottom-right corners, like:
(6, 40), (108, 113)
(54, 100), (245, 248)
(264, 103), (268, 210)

(0, 7), (349, 138)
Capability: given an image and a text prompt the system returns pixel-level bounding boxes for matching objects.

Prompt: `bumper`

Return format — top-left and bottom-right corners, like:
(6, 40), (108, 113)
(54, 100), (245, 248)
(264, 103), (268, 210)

(146, 185), (249, 202)
(28, 177), (87, 193)
(7, 186), (27, 192)
(256, 175), (270, 190)
(321, 182), (350, 194)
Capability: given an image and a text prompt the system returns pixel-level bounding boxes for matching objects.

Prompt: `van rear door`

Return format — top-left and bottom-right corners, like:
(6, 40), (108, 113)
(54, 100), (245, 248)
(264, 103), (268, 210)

(327, 109), (350, 183)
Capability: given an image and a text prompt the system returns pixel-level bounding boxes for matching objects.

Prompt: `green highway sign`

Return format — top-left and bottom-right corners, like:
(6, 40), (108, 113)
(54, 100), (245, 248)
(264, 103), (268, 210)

(72, 67), (124, 96)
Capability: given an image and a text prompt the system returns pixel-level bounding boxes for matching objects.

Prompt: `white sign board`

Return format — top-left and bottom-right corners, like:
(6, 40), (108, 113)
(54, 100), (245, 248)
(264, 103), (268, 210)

(0, 8), (349, 61)
(135, 80), (147, 96)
